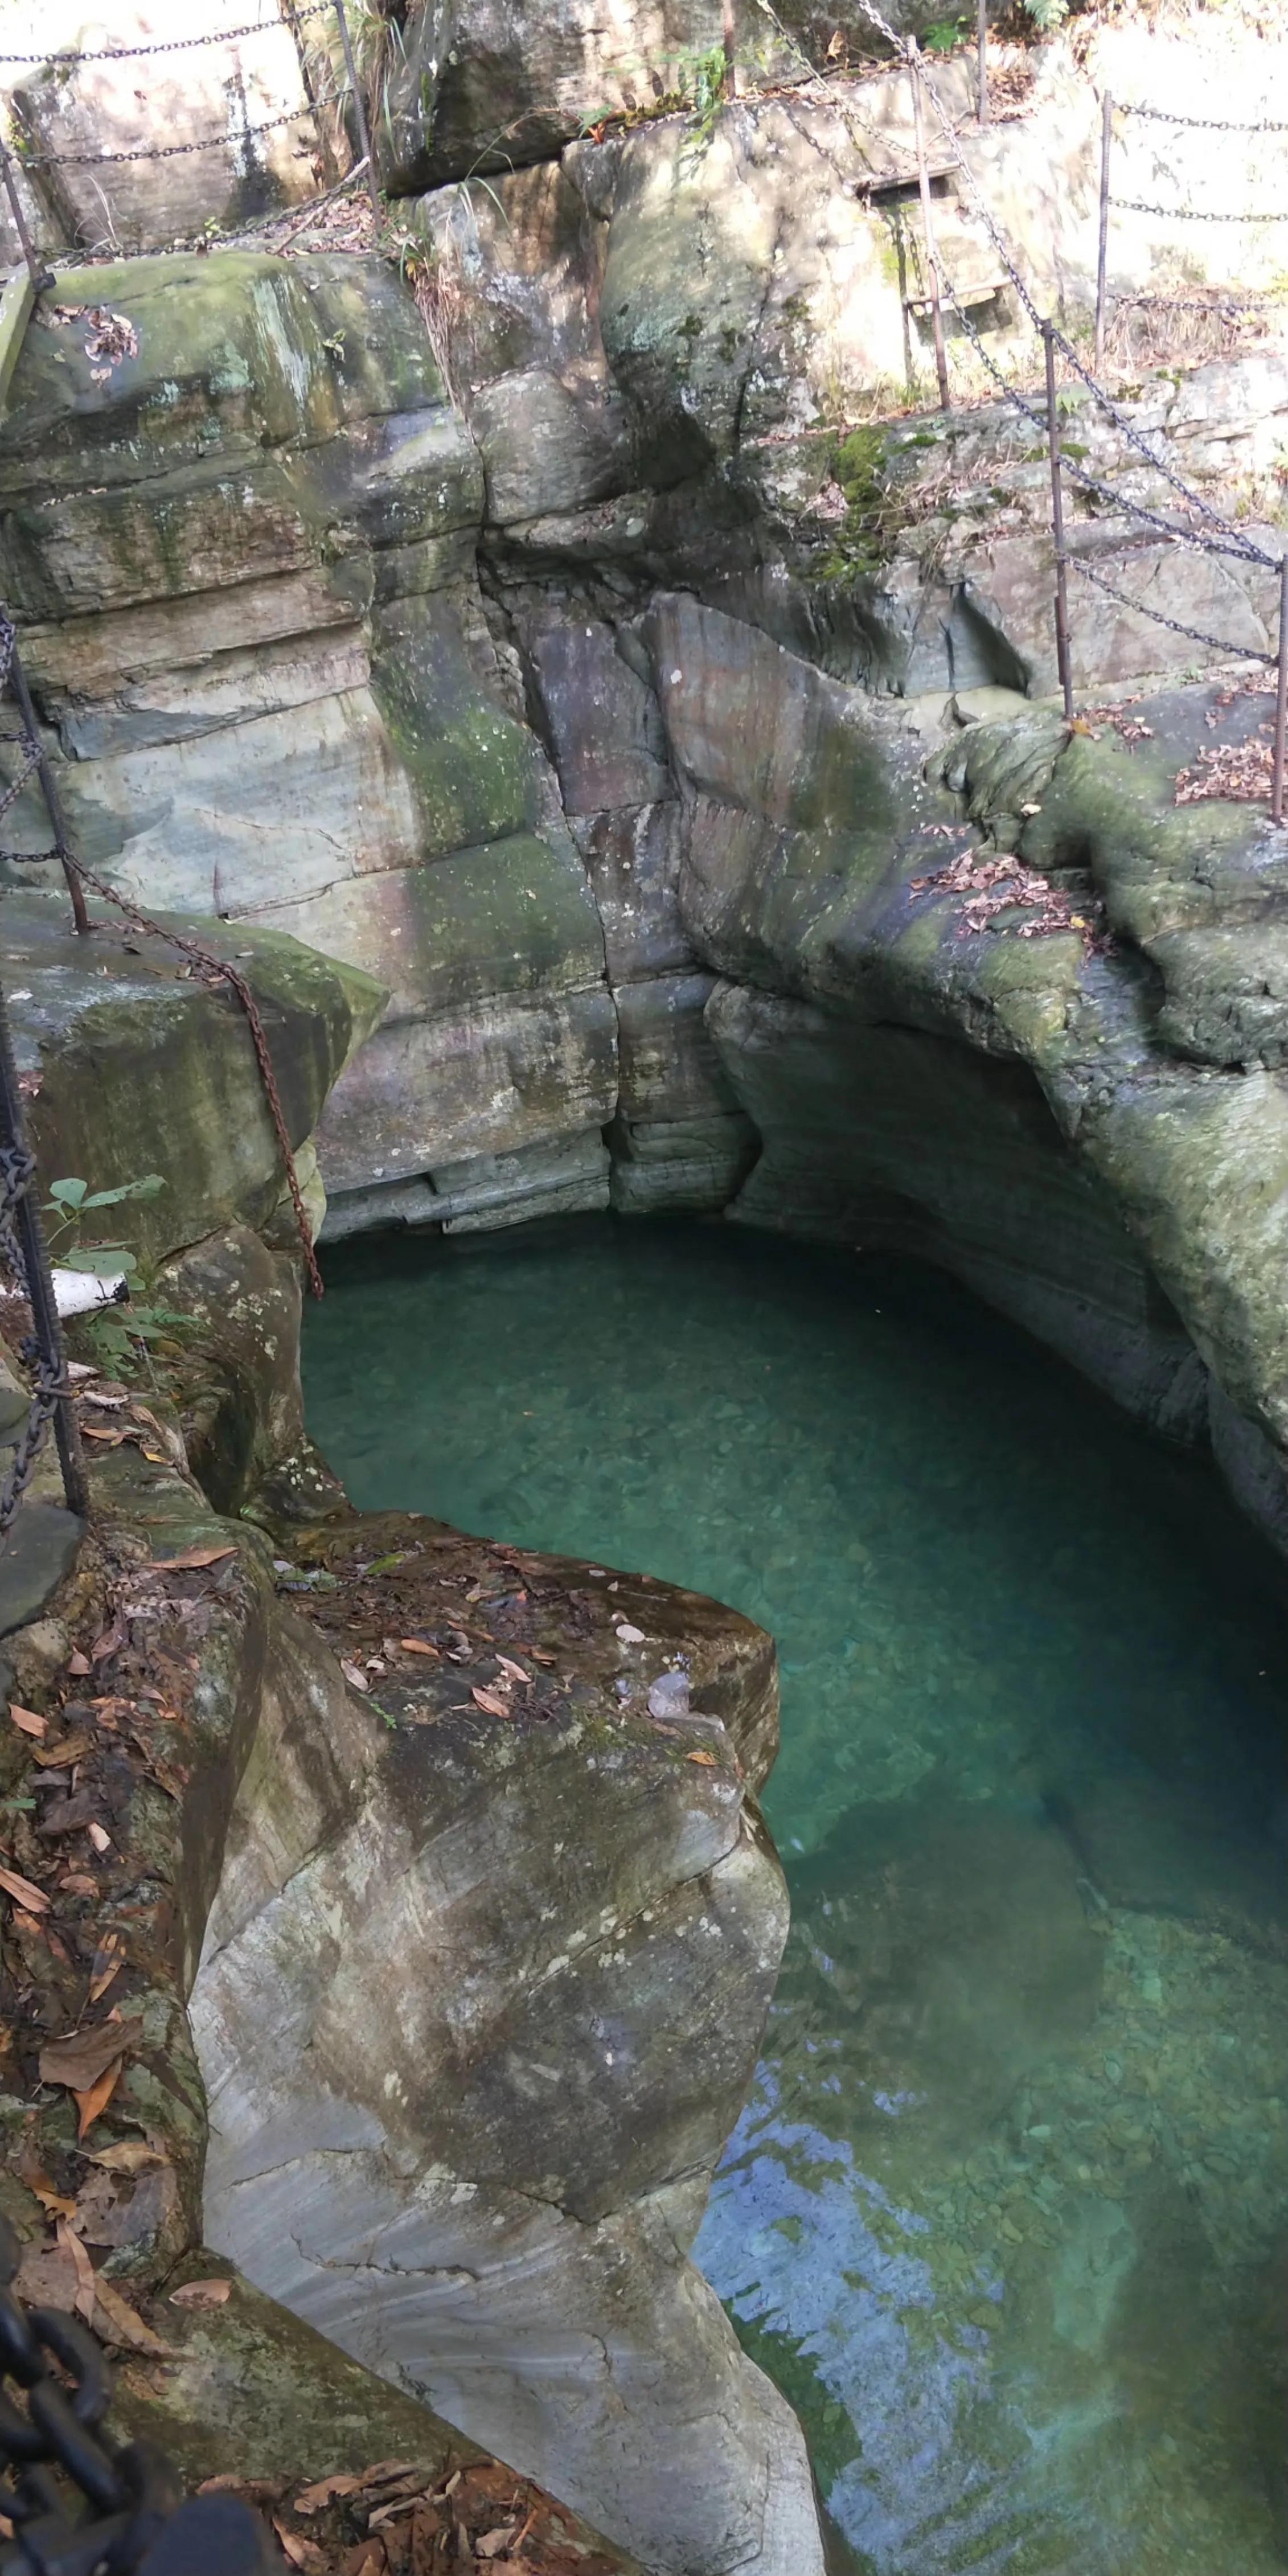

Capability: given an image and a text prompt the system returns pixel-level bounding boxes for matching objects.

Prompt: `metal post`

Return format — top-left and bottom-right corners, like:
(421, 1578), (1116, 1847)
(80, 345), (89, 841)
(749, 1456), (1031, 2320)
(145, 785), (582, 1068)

(4, 633), (91, 935)
(1094, 91), (1112, 374)
(723, 0), (737, 99)
(977, 0), (988, 125)
(1273, 552), (1288, 826)
(0, 985), (87, 1519)
(909, 44), (950, 411)
(332, 0), (384, 241)
(0, 136), (50, 298)
(1043, 320), (1074, 721)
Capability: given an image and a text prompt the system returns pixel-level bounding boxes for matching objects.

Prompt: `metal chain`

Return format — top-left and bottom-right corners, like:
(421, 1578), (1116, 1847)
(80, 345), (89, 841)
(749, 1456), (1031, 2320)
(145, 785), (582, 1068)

(14, 100), (335, 170)
(0, 1144), (61, 1537)
(1042, 319), (1279, 568)
(1067, 552), (1275, 664)
(1111, 197), (1288, 224)
(57, 857), (326, 1299)
(1118, 99), (1288, 133)
(817, 0), (1285, 582)
(0, 3), (333, 65)
(0, 2211), (281, 2576)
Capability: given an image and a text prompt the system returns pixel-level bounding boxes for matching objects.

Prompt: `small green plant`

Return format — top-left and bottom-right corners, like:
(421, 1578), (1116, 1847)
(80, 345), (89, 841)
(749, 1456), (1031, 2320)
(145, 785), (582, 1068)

(922, 17), (969, 51)
(43, 1174), (191, 1383)
(43, 1173), (165, 1276)
(1020, 0), (1069, 27)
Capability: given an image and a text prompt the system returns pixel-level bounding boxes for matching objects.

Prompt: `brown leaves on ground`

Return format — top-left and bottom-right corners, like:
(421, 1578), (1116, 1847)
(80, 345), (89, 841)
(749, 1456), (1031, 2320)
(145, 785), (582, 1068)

(207, 2459), (619, 2576)
(1175, 731), (1277, 807)
(1076, 702), (1156, 746)
(39, 2013), (143, 2093)
(169, 2276), (232, 2309)
(14, 2222), (175, 2356)
(910, 850), (1095, 943)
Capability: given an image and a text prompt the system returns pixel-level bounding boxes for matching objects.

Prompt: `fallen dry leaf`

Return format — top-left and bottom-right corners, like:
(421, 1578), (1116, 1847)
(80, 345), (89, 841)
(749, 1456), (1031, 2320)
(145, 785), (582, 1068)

(169, 2278), (232, 2310)
(75, 2062), (122, 2140)
(398, 1638), (438, 1657)
(686, 1749), (718, 1766)
(65, 1650), (92, 1677)
(33, 1733), (93, 1767)
(273, 2521), (327, 2574)
(340, 1661), (371, 1693)
(198, 2476), (288, 2502)
(57, 2218), (97, 2324)
(7, 1703), (46, 1738)
(294, 2475), (363, 2515)
(88, 1932), (127, 2005)
(146, 1545), (236, 1573)
(470, 1687), (510, 1718)
(495, 1655), (531, 1688)
(0, 1864), (50, 1914)
(91, 2272), (174, 2356)
(81, 2139), (167, 2176)
(88, 1824), (112, 1855)
(28, 2171), (76, 2221)
(15, 2235), (79, 2312)
(40, 2015), (142, 2093)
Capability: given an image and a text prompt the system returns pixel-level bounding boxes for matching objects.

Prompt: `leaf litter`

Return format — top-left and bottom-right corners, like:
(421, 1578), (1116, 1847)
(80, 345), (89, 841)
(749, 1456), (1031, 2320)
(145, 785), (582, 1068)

(206, 2456), (620, 2576)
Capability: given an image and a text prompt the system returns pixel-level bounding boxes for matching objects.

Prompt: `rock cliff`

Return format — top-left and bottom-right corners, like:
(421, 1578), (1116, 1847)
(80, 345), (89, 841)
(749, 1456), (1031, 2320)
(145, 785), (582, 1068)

(0, 893), (819, 2576)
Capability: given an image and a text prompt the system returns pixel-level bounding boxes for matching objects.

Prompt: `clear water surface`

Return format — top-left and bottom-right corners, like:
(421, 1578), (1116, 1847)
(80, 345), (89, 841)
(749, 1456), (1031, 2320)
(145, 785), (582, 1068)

(303, 1216), (1288, 2576)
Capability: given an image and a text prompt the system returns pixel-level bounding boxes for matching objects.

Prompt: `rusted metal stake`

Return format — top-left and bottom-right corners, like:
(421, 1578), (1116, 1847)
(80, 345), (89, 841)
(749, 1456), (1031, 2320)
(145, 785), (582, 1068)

(977, 0), (988, 124)
(1094, 91), (1112, 374)
(1043, 320), (1074, 721)
(1273, 552), (1288, 826)
(909, 44), (950, 411)
(4, 634), (91, 935)
(0, 985), (88, 1519)
(0, 136), (50, 298)
(332, 0), (384, 242)
(723, 0), (737, 97)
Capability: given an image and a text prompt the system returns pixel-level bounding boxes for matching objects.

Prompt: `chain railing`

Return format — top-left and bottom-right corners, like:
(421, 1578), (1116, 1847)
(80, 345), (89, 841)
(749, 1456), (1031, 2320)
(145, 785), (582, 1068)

(1094, 91), (1288, 363)
(0, 0), (382, 248)
(755, 0), (1288, 818)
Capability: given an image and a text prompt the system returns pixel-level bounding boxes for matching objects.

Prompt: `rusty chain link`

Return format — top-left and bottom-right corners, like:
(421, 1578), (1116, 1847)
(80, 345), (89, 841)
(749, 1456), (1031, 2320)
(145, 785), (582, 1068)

(0, 614), (325, 1300)
(0, 1143), (64, 1537)
(55, 856), (326, 1301)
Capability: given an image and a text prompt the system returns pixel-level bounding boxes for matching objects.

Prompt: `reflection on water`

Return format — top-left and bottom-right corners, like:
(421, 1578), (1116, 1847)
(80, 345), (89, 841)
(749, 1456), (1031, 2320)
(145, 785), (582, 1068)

(303, 1216), (1288, 2575)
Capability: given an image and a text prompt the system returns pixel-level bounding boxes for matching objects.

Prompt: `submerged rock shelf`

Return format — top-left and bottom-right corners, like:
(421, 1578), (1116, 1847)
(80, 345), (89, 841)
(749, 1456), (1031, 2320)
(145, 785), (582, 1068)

(305, 1216), (1288, 2576)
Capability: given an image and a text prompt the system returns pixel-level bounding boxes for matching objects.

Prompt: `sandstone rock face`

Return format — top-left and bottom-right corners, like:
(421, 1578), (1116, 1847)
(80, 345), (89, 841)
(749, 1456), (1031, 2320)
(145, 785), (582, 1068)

(0, 908), (809, 2576)
(9, 169), (1288, 1557)
(0, 254), (617, 1242)
(1, 889), (382, 1265)
(192, 1510), (821, 2576)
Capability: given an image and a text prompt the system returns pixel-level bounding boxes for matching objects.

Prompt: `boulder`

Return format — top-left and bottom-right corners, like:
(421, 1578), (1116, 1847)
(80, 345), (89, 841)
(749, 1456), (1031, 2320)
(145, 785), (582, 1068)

(192, 1498), (821, 2576)
(1, 889), (383, 1269)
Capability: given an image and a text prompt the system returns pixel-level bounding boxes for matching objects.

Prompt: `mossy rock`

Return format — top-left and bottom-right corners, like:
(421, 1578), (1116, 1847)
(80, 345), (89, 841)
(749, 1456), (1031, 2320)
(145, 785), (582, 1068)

(3, 892), (384, 1270)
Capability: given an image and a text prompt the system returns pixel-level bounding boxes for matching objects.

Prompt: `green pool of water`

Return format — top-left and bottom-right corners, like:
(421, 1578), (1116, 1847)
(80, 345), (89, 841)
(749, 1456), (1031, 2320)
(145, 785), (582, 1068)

(303, 1215), (1288, 2576)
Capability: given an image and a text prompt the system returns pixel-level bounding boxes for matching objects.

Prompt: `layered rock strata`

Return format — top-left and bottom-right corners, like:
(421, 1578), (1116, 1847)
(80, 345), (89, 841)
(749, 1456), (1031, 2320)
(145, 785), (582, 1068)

(0, 893), (821, 2576)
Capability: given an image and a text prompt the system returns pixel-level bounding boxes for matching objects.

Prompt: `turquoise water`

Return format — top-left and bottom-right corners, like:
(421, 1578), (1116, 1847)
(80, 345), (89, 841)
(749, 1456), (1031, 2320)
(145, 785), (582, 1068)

(303, 1216), (1288, 2575)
